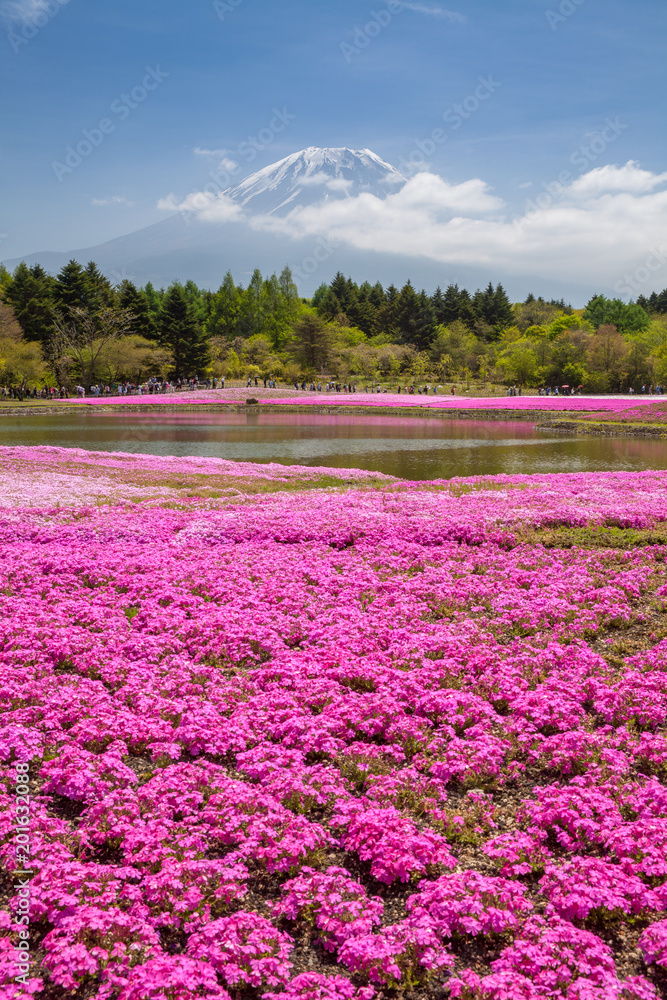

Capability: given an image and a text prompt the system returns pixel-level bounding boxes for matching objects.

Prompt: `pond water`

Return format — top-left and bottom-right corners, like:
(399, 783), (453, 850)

(1, 411), (666, 480)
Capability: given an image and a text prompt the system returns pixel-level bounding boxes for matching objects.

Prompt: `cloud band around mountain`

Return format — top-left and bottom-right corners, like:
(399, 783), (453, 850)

(158, 160), (667, 293)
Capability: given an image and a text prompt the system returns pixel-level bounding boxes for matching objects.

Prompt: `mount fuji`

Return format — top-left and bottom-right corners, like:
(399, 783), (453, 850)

(5, 146), (428, 294)
(223, 146), (406, 216)
(3, 146), (589, 300)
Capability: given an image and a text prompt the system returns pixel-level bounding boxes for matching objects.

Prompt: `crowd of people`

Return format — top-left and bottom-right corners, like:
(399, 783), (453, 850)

(72, 377), (229, 398)
(535, 384), (664, 396)
(2, 378), (664, 400)
(0, 386), (65, 400)
(287, 381), (456, 395)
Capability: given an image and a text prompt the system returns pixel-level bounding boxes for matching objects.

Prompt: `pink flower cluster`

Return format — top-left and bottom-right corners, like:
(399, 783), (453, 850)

(0, 445), (392, 508)
(274, 867), (383, 950)
(2, 450), (667, 997)
(450, 915), (657, 998)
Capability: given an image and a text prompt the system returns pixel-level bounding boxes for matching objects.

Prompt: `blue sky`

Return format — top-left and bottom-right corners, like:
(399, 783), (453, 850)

(2, 0), (667, 297)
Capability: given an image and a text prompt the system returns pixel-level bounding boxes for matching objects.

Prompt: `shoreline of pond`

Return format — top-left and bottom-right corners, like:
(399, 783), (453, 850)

(536, 418), (667, 439)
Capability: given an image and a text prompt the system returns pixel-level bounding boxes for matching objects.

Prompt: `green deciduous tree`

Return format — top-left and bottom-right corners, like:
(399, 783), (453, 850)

(98, 335), (172, 383)
(496, 339), (540, 386)
(52, 306), (133, 389)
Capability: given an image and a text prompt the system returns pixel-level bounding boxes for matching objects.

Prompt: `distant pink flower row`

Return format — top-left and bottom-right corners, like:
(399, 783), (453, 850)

(2, 449), (667, 998)
(72, 389), (667, 415)
(267, 393), (667, 414)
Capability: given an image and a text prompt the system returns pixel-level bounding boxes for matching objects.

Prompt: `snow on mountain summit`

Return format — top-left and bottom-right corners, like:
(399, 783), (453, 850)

(224, 146), (406, 216)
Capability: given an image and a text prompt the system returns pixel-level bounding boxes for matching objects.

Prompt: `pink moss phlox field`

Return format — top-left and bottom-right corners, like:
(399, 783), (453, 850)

(4, 451), (667, 996)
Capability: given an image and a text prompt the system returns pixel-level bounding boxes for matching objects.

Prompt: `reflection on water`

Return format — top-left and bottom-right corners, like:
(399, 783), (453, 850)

(1, 410), (666, 480)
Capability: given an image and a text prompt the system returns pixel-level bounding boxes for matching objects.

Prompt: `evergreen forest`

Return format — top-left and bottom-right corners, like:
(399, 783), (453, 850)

(1, 258), (666, 392)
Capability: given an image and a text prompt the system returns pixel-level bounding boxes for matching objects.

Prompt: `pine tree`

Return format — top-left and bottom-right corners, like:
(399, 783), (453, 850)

(395, 282), (436, 348)
(117, 280), (155, 338)
(431, 286), (446, 325)
(209, 272), (241, 340)
(457, 288), (476, 329)
(472, 282), (495, 325)
(439, 284), (475, 328)
(414, 290), (437, 349)
(263, 273), (293, 350)
(330, 272), (350, 308)
(159, 283), (210, 377)
(395, 281), (418, 344)
(54, 260), (90, 313)
(236, 269), (266, 338)
(183, 279), (207, 326)
(3, 262), (55, 343)
(143, 282), (164, 329)
(472, 282), (512, 339)
(377, 284), (400, 339)
(369, 281), (386, 312)
(316, 288), (342, 321)
(83, 261), (116, 312)
(279, 265), (300, 318)
(291, 312), (333, 371)
(492, 283), (514, 329)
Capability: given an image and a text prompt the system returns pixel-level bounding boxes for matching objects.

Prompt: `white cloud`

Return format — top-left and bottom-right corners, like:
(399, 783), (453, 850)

(157, 190), (243, 223)
(194, 147), (226, 157)
(401, 3), (466, 21)
(158, 160), (667, 291)
(299, 173), (354, 193)
(91, 195), (135, 207)
(568, 161), (667, 197)
(253, 162), (667, 288)
(381, 171), (407, 187)
(193, 148), (238, 173)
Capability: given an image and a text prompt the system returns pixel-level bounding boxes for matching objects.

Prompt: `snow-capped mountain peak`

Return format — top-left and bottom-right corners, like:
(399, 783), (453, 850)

(224, 146), (406, 216)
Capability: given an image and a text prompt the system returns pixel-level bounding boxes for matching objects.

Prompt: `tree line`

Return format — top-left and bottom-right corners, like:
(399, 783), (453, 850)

(0, 257), (666, 392)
